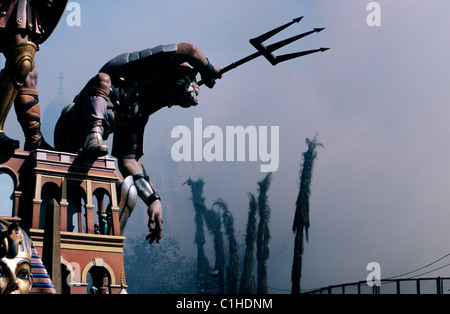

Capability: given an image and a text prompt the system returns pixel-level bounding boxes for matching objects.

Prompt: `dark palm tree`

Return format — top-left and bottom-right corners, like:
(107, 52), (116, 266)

(291, 134), (323, 294)
(202, 204), (226, 294)
(213, 198), (239, 294)
(185, 178), (226, 294)
(184, 178), (211, 292)
(256, 173), (272, 294)
(239, 192), (258, 294)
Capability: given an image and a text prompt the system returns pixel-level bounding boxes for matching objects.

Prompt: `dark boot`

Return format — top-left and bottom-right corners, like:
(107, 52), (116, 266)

(15, 88), (53, 151)
(83, 120), (108, 156)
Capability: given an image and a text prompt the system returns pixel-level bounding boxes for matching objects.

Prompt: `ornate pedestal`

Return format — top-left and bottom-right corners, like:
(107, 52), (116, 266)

(0, 149), (127, 294)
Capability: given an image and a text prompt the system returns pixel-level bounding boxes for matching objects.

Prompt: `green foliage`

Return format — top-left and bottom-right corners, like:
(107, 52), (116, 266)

(203, 206), (225, 273)
(184, 178), (212, 281)
(256, 173), (272, 294)
(213, 198), (240, 294)
(124, 235), (197, 294)
(185, 178), (225, 293)
(293, 134), (323, 238)
(239, 193), (258, 294)
(291, 133), (323, 294)
(185, 173), (273, 295)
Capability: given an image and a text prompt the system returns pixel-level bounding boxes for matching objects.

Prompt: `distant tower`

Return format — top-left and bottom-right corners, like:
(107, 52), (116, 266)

(57, 72), (64, 97)
(42, 73), (70, 146)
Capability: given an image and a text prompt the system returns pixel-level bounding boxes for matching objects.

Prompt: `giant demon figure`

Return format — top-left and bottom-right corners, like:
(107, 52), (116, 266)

(54, 42), (221, 243)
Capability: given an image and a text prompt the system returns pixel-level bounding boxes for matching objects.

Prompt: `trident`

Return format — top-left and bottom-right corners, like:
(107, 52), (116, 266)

(198, 16), (329, 86)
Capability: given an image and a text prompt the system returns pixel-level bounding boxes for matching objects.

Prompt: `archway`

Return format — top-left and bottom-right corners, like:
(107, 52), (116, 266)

(39, 182), (61, 229)
(67, 185), (87, 233)
(82, 259), (116, 294)
(93, 188), (112, 235)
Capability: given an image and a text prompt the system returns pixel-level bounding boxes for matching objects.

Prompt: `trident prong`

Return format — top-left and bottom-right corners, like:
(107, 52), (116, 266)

(250, 16), (304, 46)
(197, 16), (328, 86)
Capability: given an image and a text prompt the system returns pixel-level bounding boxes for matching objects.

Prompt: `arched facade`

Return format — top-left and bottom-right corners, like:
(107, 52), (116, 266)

(61, 256), (122, 294)
(82, 258), (116, 294)
(0, 169), (16, 217)
(18, 151), (120, 235)
(0, 149), (127, 294)
(39, 181), (61, 229)
(0, 150), (28, 218)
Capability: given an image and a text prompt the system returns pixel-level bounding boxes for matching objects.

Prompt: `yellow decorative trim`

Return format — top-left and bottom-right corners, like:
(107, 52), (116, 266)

(61, 176), (67, 201)
(86, 179), (93, 207)
(60, 231), (125, 242)
(110, 182), (118, 207)
(29, 229), (125, 253)
(30, 241), (122, 253)
(62, 243), (123, 253)
(34, 173), (42, 201)
(33, 167), (119, 182)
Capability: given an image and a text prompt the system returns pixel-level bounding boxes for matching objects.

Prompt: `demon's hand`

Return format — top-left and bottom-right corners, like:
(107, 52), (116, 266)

(199, 60), (222, 88)
(145, 200), (163, 244)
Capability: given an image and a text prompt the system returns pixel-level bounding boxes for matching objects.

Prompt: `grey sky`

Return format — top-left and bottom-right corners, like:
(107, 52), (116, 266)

(3, 0), (450, 293)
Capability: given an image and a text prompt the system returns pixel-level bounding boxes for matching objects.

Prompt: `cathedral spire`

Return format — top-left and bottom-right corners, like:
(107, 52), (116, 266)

(58, 72), (64, 97)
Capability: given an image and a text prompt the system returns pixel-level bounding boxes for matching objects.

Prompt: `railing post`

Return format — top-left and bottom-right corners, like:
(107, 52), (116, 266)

(372, 285), (375, 294)
(437, 277), (442, 294)
(301, 277), (450, 295)
(372, 284), (380, 294)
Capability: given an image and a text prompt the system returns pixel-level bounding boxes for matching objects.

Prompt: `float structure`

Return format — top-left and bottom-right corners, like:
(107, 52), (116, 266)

(0, 148), (127, 294)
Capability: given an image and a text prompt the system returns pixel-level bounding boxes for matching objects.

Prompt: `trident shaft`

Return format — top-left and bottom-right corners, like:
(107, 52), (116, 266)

(198, 16), (329, 86)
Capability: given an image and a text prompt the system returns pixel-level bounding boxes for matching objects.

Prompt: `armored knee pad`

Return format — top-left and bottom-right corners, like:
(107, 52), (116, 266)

(0, 42), (37, 141)
(6, 42), (37, 88)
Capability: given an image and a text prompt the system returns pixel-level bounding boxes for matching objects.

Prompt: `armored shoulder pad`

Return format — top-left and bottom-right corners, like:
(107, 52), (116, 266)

(99, 44), (178, 75)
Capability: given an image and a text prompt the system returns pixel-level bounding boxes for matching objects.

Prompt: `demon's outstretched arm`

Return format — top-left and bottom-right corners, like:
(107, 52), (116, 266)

(118, 156), (163, 244)
(172, 43), (222, 88)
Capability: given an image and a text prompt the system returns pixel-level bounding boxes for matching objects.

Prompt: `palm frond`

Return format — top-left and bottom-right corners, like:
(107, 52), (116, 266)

(213, 198), (239, 294)
(256, 173), (272, 294)
(239, 193), (258, 294)
(291, 133), (323, 294)
(184, 178), (211, 289)
(292, 133), (323, 239)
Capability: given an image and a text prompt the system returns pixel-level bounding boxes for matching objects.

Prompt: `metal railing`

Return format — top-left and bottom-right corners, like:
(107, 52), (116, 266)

(302, 277), (450, 294)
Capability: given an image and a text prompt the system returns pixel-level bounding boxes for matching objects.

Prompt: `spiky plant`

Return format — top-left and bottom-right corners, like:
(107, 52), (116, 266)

(184, 178), (211, 292)
(239, 192), (258, 294)
(213, 198), (239, 294)
(291, 134), (323, 294)
(256, 173), (272, 294)
(202, 205), (226, 294)
(185, 178), (226, 293)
